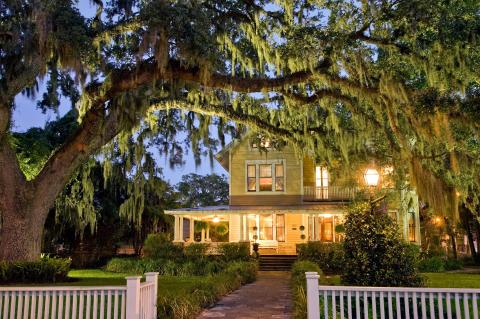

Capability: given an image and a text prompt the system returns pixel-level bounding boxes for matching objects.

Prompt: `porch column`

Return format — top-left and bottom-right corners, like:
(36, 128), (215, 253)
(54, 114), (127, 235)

(201, 229), (205, 242)
(189, 217), (195, 242)
(178, 216), (184, 242)
(302, 214), (308, 242)
(239, 214), (244, 242)
(206, 226), (210, 242)
(173, 216), (180, 241)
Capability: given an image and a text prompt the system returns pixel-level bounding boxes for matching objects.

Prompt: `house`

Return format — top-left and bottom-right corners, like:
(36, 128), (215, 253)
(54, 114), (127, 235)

(165, 137), (421, 255)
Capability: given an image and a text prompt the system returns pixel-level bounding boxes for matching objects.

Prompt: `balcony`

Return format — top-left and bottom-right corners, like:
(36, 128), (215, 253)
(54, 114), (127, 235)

(303, 186), (358, 202)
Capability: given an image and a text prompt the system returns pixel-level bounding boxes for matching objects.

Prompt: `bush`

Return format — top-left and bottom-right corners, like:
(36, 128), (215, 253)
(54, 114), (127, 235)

(217, 242), (250, 262)
(418, 256), (445, 272)
(291, 261), (323, 319)
(157, 261), (258, 319)
(143, 233), (184, 260)
(342, 202), (424, 287)
(417, 257), (464, 272)
(0, 257), (71, 284)
(184, 243), (210, 261)
(444, 258), (463, 271)
(296, 242), (344, 274)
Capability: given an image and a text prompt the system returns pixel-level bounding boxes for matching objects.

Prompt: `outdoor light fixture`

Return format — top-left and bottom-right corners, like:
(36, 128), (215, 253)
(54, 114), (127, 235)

(212, 215), (220, 223)
(364, 168), (380, 187)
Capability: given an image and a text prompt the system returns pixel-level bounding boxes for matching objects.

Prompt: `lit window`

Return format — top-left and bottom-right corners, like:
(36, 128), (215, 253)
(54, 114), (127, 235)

(276, 214), (285, 242)
(315, 166), (329, 199)
(259, 164), (273, 191)
(275, 164), (284, 191)
(259, 214), (273, 240)
(408, 213), (416, 242)
(247, 165), (256, 192)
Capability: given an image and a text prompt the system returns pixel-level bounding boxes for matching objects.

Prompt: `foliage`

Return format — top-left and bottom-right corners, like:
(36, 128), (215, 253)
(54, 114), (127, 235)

(176, 173), (229, 208)
(0, 257), (71, 284)
(143, 233), (183, 260)
(217, 242), (250, 262)
(342, 202), (424, 287)
(183, 243), (210, 261)
(157, 261), (258, 319)
(296, 242), (345, 274)
(418, 256), (464, 272)
(291, 261), (324, 319)
(418, 256), (445, 273)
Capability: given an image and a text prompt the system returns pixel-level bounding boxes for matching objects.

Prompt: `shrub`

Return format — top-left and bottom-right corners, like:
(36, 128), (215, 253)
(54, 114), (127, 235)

(157, 261), (258, 319)
(444, 258), (463, 271)
(0, 257), (71, 284)
(291, 261), (323, 319)
(342, 202), (424, 287)
(217, 242), (250, 262)
(418, 256), (445, 272)
(296, 242), (344, 274)
(184, 243), (210, 261)
(143, 233), (183, 260)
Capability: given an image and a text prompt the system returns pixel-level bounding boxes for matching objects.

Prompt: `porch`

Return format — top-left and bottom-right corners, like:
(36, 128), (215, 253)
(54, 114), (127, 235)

(166, 205), (347, 255)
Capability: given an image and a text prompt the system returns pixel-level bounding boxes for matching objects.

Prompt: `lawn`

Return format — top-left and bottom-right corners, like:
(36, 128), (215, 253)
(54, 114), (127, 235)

(66, 269), (207, 296)
(323, 272), (480, 288)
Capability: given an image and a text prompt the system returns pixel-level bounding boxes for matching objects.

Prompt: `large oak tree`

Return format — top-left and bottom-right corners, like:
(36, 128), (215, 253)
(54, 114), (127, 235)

(1, 0), (480, 261)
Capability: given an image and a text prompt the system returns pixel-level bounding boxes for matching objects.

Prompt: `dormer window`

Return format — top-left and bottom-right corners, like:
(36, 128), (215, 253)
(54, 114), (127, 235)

(246, 160), (285, 192)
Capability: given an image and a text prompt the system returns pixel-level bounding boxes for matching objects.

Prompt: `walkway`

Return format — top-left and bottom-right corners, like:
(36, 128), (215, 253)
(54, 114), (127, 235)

(197, 271), (292, 319)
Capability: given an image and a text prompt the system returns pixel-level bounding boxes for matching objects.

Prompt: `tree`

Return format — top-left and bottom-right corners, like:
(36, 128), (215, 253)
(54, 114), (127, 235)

(342, 202), (424, 287)
(1, 0), (480, 261)
(176, 173), (229, 208)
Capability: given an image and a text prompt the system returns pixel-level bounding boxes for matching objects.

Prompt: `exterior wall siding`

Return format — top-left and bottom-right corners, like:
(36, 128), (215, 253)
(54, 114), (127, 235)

(229, 139), (303, 205)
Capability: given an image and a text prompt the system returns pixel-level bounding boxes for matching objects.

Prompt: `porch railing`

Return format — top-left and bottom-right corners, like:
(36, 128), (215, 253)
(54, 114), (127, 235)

(306, 272), (480, 319)
(0, 272), (158, 319)
(303, 186), (358, 201)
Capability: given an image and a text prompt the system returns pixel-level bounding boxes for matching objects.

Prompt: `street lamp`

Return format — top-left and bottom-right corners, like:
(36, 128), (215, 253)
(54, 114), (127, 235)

(363, 168), (380, 187)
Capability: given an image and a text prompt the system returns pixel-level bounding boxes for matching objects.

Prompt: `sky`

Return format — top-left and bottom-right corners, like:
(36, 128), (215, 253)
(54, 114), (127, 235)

(11, 1), (228, 185)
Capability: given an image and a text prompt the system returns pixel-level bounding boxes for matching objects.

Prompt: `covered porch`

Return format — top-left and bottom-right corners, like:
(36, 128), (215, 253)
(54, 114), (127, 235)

(165, 204), (347, 255)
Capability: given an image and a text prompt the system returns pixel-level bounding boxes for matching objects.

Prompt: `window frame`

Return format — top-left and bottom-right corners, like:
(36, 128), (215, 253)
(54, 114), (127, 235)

(244, 160), (286, 193)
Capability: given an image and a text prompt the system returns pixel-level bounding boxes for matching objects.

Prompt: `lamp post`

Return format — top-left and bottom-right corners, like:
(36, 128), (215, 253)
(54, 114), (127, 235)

(364, 168), (380, 203)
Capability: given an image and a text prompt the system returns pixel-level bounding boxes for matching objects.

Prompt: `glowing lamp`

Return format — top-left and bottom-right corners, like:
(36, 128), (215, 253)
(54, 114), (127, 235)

(364, 168), (380, 187)
(212, 216), (220, 223)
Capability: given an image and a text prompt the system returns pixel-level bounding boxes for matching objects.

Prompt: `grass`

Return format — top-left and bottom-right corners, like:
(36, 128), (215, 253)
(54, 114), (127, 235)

(66, 269), (208, 296)
(323, 272), (480, 288)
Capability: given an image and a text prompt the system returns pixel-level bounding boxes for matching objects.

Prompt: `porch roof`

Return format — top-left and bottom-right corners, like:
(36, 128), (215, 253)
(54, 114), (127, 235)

(165, 203), (346, 215)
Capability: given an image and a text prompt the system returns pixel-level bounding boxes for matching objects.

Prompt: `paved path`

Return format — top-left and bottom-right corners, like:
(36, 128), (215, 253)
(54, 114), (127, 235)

(197, 271), (292, 319)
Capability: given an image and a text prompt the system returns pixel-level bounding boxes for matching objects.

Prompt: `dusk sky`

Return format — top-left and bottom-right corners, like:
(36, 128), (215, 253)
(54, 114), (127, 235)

(11, 0), (228, 185)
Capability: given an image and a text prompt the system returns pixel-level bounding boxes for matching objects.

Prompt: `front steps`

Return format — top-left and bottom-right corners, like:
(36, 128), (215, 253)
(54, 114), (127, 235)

(259, 255), (297, 271)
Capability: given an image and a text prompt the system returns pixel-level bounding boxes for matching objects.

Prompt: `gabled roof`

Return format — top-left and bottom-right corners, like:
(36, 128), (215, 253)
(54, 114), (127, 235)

(215, 133), (251, 171)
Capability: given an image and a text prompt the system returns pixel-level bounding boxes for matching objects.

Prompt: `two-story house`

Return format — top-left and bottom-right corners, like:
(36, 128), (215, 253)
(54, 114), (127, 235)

(165, 137), (421, 255)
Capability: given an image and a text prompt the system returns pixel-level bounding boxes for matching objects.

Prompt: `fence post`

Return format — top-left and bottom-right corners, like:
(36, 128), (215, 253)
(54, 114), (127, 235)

(126, 276), (141, 319)
(306, 272), (320, 319)
(145, 272), (159, 319)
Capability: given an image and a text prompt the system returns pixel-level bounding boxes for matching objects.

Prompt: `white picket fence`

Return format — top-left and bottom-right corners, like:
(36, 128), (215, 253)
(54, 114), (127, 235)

(0, 272), (158, 319)
(306, 272), (480, 319)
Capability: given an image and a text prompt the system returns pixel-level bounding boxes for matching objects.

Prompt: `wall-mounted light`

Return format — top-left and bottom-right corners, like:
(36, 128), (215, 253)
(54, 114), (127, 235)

(364, 168), (380, 187)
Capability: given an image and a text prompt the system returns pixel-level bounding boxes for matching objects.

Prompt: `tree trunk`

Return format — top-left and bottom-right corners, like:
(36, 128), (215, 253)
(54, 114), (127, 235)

(0, 190), (50, 261)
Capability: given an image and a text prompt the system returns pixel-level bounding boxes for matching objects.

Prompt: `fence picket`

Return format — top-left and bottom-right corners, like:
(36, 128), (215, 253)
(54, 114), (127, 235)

(30, 291), (36, 319)
(305, 273), (480, 319)
(9, 291), (15, 319)
(113, 290), (119, 319)
(3, 291), (9, 319)
(18, 291), (24, 319)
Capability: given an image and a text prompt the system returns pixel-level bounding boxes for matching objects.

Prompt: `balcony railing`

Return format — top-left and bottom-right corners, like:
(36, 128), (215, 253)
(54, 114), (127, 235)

(303, 186), (358, 202)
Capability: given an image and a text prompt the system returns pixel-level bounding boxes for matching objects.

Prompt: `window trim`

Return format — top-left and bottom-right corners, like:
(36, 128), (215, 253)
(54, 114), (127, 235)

(244, 160), (286, 194)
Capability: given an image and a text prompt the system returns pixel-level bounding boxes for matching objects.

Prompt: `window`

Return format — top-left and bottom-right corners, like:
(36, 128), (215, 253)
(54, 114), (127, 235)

(275, 164), (284, 191)
(259, 214), (273, 240)
(259, 164), (273, 191)
(246, 161), (285, 192)
(315, 166), (329, 199)
(408, 213), (416, 242)
(247, 165), (256, 192)
(276, 214), (285, 242)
